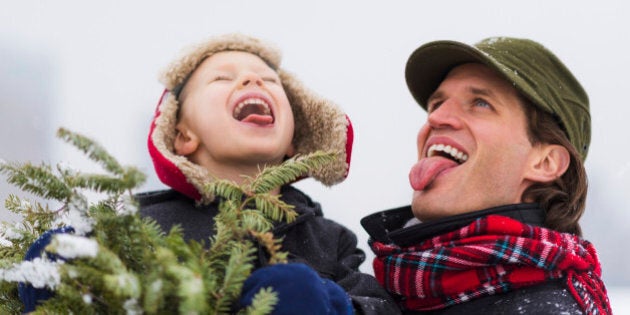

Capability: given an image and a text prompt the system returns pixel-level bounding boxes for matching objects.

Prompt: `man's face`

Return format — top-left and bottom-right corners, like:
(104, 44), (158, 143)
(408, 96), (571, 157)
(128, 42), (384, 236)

(409, 63), (538, 221)
(175, 51), (295, 173)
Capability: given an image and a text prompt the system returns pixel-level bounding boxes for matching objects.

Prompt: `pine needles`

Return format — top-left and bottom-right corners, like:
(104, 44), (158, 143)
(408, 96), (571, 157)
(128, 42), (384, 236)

(0, 128), (336, 314)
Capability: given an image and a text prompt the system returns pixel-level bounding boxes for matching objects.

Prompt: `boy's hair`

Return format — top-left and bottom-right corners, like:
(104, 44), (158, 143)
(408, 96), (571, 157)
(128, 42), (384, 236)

(148, 34), (353, 202)
(522, 101), (587, 236)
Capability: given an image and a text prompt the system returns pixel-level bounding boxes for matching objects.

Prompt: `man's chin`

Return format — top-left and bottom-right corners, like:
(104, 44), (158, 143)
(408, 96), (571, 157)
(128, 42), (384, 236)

(411, 197), (441, 223)
(411, 193), (461, 223)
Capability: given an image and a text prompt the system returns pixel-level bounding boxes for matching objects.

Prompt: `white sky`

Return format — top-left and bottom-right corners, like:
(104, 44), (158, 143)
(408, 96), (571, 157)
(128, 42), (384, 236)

(2, 0), (629, 306)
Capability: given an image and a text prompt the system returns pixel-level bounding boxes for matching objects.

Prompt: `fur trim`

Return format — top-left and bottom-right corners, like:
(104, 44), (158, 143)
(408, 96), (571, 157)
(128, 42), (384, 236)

(279, 70), (350, 185)
(148, 33), (352, 202)
(160, 34), (282, 93)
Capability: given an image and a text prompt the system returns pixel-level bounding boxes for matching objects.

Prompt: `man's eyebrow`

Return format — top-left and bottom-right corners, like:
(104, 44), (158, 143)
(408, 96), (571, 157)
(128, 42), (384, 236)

(427, 86), (494, 104)
(469, 86), (495, 98)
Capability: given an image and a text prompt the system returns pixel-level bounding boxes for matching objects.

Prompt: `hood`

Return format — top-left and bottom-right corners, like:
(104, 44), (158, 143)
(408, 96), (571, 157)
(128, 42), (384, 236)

(148, 33), (353, 202)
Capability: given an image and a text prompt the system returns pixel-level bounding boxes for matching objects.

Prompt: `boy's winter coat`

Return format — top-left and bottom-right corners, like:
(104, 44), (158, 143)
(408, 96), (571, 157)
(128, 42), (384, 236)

(138, 185), (400, 314)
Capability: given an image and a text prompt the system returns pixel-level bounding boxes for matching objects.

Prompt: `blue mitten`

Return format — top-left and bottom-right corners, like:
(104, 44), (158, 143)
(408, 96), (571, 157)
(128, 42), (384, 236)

(239, 263), (353, 315)
(18, 226), (74, 312)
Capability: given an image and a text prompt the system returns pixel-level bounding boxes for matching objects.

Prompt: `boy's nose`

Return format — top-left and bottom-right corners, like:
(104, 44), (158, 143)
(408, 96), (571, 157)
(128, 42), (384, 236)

(240, 73), (263, 87)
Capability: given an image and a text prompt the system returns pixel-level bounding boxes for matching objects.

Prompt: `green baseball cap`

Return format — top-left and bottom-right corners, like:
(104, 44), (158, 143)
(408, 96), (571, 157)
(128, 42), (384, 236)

(405, 37), (590, 160)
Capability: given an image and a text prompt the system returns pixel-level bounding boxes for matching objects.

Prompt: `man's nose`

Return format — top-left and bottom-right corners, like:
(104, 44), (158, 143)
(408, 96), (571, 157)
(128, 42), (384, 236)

(427, 99), (463, 129)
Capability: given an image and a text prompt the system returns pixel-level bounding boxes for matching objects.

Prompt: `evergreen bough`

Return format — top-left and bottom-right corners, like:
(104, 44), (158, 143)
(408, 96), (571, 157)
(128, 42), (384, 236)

(0, 128), (335, 314)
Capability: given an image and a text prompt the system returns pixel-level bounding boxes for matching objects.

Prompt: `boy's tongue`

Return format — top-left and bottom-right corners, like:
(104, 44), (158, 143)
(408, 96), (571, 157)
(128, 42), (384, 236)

(241, 114), (273, 125)
(409, 156), (459, 191)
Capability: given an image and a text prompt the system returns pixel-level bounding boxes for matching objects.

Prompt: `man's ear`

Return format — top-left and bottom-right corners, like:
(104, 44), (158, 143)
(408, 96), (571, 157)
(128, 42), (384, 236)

(524, 144), (570, 183)
(174, 124), (199, 156)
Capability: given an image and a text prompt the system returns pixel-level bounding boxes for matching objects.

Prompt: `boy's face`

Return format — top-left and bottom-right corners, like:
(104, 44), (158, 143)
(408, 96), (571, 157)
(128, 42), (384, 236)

(175, 51), (295, 174)
(409, 63), (542, 221)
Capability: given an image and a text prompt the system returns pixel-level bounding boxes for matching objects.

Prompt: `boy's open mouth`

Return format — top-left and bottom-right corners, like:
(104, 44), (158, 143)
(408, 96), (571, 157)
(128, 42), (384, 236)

(233, 98), (274, 125)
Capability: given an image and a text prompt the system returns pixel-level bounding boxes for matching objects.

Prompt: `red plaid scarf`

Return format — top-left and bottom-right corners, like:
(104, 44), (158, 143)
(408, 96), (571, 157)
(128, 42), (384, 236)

(371, 215), (611, 314)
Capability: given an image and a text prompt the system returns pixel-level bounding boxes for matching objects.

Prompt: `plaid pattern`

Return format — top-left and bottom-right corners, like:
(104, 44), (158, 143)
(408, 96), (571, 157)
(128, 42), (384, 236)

(371, 215), (611, 314)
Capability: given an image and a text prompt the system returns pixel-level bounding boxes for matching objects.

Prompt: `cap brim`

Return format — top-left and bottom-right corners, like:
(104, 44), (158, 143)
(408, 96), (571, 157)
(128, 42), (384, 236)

(405, 40), (504, 110)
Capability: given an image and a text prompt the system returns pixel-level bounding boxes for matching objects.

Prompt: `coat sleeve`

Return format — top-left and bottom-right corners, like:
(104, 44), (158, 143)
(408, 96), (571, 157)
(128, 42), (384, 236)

(277, 204), (401, 314)
(285, 217), (401, 315)
(331, 224), (402, 315)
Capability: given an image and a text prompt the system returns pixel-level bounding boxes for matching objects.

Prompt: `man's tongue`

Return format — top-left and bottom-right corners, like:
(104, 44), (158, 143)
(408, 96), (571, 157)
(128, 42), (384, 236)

(241, 114), (273, 125)
(409, 156), (459, 191)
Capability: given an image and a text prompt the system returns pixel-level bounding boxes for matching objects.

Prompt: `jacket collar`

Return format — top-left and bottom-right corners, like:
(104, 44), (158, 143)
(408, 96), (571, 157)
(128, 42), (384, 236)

(361, 203), (545, 247)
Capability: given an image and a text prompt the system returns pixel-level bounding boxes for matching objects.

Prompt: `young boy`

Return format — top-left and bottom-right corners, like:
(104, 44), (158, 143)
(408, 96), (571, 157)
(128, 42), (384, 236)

(136, 33), (398, 314)
(20, 34), (398, 314)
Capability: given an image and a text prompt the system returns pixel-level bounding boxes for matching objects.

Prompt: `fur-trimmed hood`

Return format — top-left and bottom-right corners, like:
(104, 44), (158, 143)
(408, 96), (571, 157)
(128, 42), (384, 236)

(148, 33), (353, 202)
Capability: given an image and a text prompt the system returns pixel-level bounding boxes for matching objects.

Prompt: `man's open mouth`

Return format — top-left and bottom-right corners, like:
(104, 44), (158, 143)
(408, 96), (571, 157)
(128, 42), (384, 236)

(427, 144), (468, 164)
(233, 98), (274, 124)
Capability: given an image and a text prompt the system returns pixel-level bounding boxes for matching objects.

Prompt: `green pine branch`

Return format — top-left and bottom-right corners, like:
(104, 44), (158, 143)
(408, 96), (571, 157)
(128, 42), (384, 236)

(56, 128), (124, 176)
(0, 162), (73, 202)
(250, 151), (336, 194)
(0, 127), (335, 314)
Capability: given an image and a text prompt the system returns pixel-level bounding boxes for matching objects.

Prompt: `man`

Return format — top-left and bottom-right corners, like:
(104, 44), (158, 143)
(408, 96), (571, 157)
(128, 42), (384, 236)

(362, 37), (611, 314)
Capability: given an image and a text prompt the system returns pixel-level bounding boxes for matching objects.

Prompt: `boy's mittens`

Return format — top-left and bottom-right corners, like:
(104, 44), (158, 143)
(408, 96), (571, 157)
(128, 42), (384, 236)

(239, 263), (353, 315)
(18, 226), (75, 312)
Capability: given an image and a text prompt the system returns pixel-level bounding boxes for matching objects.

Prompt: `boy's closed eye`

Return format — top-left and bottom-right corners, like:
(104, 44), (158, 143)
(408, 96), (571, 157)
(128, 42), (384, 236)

(262, 76), (279, 84)
(212, 75), (233, 81)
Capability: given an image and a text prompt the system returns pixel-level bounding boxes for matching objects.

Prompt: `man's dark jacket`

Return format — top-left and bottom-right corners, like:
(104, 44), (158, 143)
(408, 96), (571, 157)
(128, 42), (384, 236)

(362, 203), (585, 315)
(137, 185), (400, 315)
